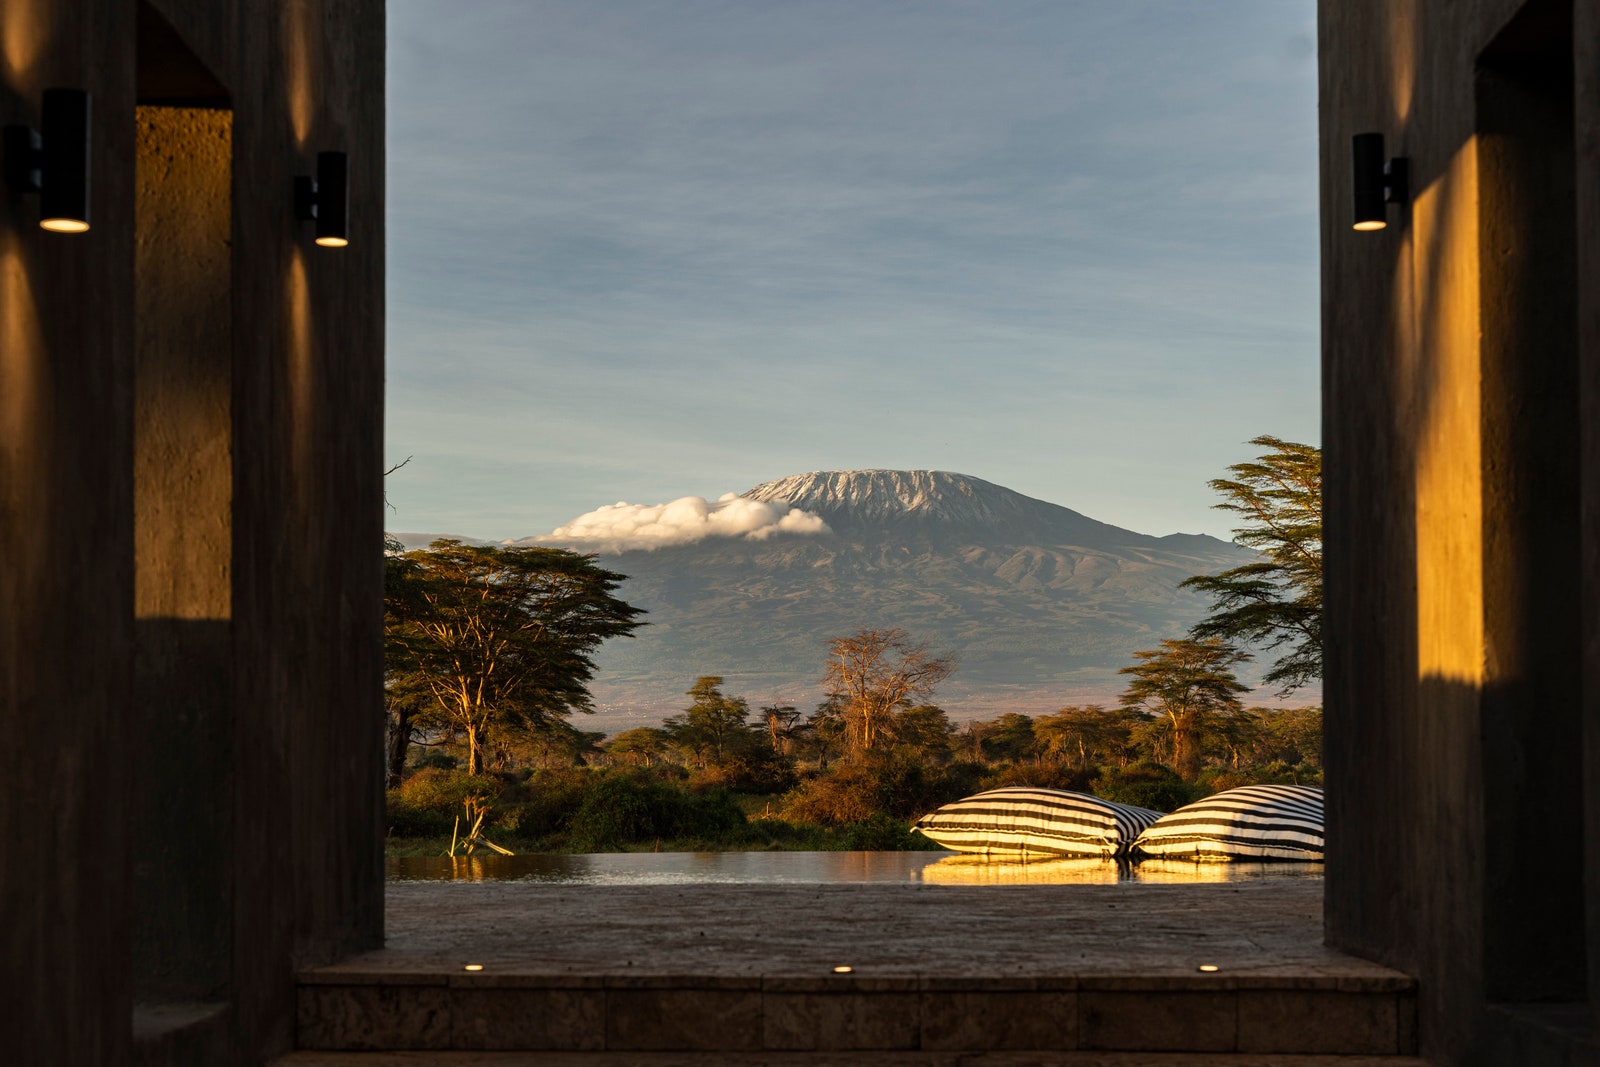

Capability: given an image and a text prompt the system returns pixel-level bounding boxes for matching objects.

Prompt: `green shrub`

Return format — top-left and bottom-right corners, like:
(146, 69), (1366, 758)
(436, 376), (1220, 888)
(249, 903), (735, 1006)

(385, 791), (455, 837)
(982, 762), (1095, 792)
(497, 767), (597, 837)
(1090, 762), (1202, 812)
(564, 774), (746, 850)
(839, 813), (926, 851)
(781, 757), (985, 826)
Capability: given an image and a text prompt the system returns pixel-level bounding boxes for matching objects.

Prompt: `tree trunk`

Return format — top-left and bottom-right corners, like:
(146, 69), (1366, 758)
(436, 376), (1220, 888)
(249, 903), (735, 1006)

(1173, 715), (1203, 781)
(465, 722), (484, 775)
(386, 703), (413, 789)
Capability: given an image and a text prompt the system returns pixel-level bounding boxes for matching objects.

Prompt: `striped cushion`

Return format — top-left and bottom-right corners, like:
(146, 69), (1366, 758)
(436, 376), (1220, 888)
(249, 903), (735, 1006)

(1132, 784), (1323, 861)
(913, 787), (1164, 857)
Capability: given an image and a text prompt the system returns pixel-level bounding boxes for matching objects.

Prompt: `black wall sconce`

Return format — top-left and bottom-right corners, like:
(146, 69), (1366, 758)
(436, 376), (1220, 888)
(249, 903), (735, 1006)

(1351, 132), (1408, 231)
(295, 151), (348, 248)
(4, 89), (92, 234)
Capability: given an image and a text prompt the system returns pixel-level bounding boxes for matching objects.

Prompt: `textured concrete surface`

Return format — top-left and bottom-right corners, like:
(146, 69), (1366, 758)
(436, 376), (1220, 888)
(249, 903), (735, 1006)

(332, 881), (1405, 983)
(293, 882), (1417, 1057)
(1319, 1), (1600, 1063)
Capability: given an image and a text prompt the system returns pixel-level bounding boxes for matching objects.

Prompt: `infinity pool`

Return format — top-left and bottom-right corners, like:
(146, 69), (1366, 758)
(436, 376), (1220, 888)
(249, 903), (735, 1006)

(387, 850), (1325, 885)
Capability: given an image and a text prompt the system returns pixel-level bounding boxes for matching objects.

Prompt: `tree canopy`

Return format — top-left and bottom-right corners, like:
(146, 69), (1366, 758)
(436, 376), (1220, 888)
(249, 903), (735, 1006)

(821, 627), (956, 756)
(384, 539), (645, 774)
(1118, 637), (1250, 781)
(1180, 435), (1321, 692)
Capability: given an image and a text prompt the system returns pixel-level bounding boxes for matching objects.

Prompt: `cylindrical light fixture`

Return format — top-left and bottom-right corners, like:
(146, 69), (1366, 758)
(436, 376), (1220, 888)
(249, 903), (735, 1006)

(295, 150), (349, 248)
(3, 88), (92, 234)
(1351, 132), (1387, 231)
(314, 151), (348, 247)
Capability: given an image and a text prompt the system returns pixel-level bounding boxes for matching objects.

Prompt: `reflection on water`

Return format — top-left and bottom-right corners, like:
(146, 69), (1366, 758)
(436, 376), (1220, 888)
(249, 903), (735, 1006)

(388, 851), (1324, 886)
(922, 855), (1325, 885)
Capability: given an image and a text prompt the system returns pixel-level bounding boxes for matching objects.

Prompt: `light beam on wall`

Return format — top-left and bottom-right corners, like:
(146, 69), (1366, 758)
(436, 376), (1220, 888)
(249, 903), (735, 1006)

(3, 89), (91, 233)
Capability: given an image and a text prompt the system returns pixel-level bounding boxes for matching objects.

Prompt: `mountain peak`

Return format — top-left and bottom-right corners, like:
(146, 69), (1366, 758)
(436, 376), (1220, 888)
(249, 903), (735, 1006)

(741, 468), (1143, 548)
(743, 470), (1013, 523)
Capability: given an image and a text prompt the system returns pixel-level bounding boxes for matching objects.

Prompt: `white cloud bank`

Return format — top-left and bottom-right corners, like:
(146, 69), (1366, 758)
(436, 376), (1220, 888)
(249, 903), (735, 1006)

(531, 493), (829, 553)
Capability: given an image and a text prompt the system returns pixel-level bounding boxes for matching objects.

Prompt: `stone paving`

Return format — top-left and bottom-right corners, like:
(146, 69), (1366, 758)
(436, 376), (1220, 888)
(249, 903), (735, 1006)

(337, 880), (1399, 982)
(292, 879), (1422, 1060)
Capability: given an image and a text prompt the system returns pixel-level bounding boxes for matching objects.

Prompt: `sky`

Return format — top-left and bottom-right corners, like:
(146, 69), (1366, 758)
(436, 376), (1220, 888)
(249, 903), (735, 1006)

(385, 1), (1320, 543)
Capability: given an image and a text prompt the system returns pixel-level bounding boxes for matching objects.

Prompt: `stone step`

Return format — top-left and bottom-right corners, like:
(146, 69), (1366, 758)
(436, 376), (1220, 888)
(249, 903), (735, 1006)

(294, 972), (1418, 1058)
(275, 1052), (1434, 1066)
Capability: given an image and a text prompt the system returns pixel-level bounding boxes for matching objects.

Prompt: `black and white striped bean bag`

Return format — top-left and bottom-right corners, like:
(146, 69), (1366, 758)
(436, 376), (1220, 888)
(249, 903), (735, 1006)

(913, 787), (1164, 857)
(1132, 784), (1323, 861)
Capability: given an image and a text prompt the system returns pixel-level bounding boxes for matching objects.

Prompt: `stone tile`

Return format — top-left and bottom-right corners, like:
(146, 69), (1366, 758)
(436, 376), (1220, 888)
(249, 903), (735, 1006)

(1077, 975), (1238, 992)
(604, 974), (761, 990)
(763, 991), (921, 1050)
(296, 984), (450, 1050)
(1236, 989), (1395, 1054)
(448, 973), (606, 989)
(1077, 990), (1237, 1052)
(451, 987), (605, 1051)
(919, 990), (1076, 1050)
(765, 975), (921, 993)
(919, 976), (1038, 992)
(605, 988), (762, 1050)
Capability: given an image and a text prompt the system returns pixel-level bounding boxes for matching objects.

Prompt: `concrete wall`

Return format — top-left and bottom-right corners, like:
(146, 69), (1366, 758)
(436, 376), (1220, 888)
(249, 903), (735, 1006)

(0, 1), (384, 1064)
(1319, 0), (1598, 1062)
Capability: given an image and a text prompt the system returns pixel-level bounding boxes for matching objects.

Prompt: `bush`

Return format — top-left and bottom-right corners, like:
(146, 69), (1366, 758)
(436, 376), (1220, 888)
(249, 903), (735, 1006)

(690, 750), (799, 795)
(982, 762), (1095, 792)
(1090, 762), (1203, 812)
(385, 791), (455, 837)
(839, 813), (930, 851)
(494, 767), (595, 837)
(564, 773), (746, 850)
(1198, 767), (1260, 793)
(780, 757), (984, 826)
(398, 768), (504, 812)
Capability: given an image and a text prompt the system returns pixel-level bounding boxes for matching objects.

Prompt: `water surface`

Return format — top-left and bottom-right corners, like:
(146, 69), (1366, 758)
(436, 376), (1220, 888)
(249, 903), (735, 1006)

(388, 851), (1325, 886)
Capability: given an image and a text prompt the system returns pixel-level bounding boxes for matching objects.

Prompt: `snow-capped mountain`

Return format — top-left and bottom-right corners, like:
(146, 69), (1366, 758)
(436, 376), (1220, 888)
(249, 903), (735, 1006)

(547, 470), (1266, 723)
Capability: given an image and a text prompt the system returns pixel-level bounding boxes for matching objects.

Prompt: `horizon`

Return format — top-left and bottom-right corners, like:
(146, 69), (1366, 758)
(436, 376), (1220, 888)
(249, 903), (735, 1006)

(386, 464), (1260, 546)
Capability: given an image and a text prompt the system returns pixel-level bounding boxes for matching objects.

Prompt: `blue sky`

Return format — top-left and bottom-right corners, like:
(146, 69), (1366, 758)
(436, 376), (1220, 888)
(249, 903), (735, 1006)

(385, 1), (1319, 542)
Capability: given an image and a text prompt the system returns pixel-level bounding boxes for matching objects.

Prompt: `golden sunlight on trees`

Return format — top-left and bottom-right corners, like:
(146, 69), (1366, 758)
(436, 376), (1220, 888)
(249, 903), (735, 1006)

(1118, 637), (1250, 782)
(822, 627), (957, 756)
(1181, 436), (1322, 692)
(384, 539), (645, 775)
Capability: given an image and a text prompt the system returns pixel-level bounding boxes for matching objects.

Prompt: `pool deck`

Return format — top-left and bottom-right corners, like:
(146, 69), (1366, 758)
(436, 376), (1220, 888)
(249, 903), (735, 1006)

(285, 878), (1428, 1063)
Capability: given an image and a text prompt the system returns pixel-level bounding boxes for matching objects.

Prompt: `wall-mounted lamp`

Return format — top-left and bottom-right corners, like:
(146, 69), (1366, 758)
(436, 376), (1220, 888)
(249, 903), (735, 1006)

(295, 151), (349, 248)
(1351, 132), (1408, 231)
(4, 89), (92, 234)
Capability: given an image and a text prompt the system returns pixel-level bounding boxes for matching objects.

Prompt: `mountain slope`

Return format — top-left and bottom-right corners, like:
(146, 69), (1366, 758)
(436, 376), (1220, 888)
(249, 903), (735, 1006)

(545, 470), (1261, 722)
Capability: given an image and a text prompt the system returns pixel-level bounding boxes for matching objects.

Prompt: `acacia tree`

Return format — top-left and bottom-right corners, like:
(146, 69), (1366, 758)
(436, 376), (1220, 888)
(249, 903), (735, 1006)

(1118, 637), (1250, 781)
(822, 628), (956, 756)
(1033, 705), (1141, 770)
(1181, 436), (1321, 692)
(385, 540), (645, 774)
(662, 676), (755, 767)
(761, 703), (802, 755)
